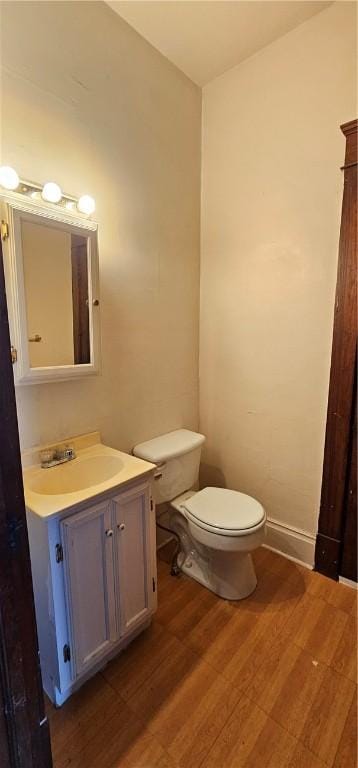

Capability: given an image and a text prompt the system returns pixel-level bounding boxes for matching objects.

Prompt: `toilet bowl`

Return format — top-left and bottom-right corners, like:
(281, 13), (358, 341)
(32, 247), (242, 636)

(133, 430), (266, 600)
(170, 488), (265, 599)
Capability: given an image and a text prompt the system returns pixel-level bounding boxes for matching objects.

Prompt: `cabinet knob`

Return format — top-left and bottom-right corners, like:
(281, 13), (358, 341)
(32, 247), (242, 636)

(118, 523), (125, 531)
(105, 529), (114, 538)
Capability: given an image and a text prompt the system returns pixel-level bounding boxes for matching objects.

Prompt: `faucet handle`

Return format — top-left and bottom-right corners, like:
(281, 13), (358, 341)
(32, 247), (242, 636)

(63, 445), (76, 460)
(40, 448), (56, 467)
(54, 444), (76, 460)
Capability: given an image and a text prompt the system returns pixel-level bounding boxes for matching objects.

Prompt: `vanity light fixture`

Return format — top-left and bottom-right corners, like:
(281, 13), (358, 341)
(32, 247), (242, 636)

(42, 182), (62, 204)
(0, 167), (95, 217)
(0, 166), (20, 191)
(77, 195), (96, 215)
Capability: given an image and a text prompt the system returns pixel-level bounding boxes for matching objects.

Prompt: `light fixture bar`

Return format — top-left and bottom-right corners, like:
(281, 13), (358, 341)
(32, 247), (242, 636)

(0, 166), (95, 217)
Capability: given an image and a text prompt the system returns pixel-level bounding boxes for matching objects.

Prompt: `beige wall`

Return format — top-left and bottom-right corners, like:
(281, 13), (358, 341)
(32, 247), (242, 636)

(1, 0), (356, 559)
(200, 3), (357, 543)
(1, 1), (201, 451)
(22, 223), (74, 367)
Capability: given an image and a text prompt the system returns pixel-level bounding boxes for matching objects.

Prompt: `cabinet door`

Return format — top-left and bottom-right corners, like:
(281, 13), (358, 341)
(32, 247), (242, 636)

(113, 483), (153, 635)
(61, 501), (117, 678)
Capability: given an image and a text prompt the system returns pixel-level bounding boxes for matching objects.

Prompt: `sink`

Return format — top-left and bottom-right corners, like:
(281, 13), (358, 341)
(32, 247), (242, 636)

(23, 436), (156, 518)
(27, 454), (124, 495)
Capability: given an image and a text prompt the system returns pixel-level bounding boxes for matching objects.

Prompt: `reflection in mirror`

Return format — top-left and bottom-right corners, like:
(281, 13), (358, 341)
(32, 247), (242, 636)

(21, 221), (90, 367)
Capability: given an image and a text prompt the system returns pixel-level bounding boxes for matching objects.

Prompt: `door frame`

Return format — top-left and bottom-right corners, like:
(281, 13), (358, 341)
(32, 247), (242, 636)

(315, 119), (358, 580)
(0, 239), (52, 766)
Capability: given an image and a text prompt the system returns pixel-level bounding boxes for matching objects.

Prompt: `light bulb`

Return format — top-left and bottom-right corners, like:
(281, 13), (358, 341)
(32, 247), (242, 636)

(0, 166), (19, 190)
(42, 182), (62, 203)
(77, 195), (95, 215)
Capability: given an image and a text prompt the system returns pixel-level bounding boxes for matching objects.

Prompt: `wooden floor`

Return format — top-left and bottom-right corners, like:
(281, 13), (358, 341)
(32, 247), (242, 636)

(47, 546), (357, 768)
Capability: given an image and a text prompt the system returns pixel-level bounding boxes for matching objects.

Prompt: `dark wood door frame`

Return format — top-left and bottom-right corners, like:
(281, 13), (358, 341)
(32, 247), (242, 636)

(0, 240), (52, 766)
(315, 119), (358, 580)
(340, 374), (357, 581)
(71, 234), (90, 365)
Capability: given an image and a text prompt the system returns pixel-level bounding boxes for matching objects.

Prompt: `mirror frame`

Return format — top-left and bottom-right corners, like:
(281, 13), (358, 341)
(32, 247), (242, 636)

(0, 194), (100, 385)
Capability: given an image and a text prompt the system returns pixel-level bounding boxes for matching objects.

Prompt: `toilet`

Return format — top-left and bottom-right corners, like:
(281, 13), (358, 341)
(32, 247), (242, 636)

(133, 429), (266, 600)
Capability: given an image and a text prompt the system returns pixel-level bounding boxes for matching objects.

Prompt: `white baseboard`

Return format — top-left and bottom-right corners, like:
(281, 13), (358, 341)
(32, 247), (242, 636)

(156, 515), (316, 569)
(339, 576), (358, 590)
(264, 517), (316, 568)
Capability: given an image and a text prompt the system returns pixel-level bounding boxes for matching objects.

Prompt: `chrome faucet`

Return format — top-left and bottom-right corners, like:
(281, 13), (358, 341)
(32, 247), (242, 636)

(40, 445), (76, 469)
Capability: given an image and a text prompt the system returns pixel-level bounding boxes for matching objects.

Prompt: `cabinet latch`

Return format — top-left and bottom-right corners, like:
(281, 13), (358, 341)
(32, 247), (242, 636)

(55, 543), (64, 563)
(150, 498), (154, 511)
(63, 644), (71, 663)
(152, 577), (156, 593)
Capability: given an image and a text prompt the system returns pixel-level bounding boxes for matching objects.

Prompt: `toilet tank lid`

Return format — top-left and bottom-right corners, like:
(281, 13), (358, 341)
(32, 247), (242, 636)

(133, 429), (205, 464)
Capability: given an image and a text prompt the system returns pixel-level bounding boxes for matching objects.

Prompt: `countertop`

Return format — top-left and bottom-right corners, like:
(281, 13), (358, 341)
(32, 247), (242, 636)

(23, 440), (156, 519)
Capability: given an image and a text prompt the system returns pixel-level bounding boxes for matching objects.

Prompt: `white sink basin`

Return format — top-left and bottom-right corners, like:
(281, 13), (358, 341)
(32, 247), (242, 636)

(27, 454), (124, 495)
(23, 439), (155, 518)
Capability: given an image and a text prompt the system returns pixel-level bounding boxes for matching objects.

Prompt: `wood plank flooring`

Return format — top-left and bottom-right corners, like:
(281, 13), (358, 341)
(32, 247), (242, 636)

(47, 546), (357, 768)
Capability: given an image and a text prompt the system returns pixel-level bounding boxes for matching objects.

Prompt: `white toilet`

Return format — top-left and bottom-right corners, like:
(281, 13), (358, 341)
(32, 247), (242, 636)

(133, 429), (266, 600)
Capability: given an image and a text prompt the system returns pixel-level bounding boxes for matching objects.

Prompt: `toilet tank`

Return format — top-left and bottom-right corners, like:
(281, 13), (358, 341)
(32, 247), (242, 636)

(133, 429), (206, 504)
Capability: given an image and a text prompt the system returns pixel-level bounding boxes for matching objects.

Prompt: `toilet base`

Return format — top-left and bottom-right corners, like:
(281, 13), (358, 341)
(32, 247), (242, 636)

(168, 504), (259, 601)
(179, 548), (257, 600)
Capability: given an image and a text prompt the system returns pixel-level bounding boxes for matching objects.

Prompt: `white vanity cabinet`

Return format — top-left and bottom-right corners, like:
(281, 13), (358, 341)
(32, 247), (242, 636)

(26, 477), (156, 707)
(112, 484), (154, 634)
(61, 499), (118, 679)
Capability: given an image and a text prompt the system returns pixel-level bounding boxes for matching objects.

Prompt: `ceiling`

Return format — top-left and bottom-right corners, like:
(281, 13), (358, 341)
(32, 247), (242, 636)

(107, 1), (331, 86)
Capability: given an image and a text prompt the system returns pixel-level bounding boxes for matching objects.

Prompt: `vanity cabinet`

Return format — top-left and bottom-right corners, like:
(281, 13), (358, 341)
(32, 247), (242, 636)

(113, 485), (153, 634)
(61, 500), (118, 678)
(26, 477), (156, 707)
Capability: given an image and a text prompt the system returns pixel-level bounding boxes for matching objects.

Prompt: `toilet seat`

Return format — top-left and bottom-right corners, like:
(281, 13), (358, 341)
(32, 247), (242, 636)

(183, 487), (265, 537)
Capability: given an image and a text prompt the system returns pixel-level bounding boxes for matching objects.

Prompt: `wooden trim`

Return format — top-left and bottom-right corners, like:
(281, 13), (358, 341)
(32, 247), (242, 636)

(315, 534), (341, 580)
(342, 118), (358, 166)
(0, 642), (11, 767)
(315, 120), (358, 579)
(0, 240), (52, 766)
(71, 234), (90, 365)
(340, 365), (357, 581)
(341, 118), (358, 136)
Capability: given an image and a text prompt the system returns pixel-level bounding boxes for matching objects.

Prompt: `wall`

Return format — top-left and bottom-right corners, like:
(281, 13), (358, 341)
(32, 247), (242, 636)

(200, 2), (357, 563)
(22, 224), (74, 367)
(1, 1), (201, 452)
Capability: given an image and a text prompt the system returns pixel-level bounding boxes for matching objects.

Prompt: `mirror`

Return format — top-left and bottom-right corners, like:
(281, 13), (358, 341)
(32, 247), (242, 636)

(1, 198), (100, 384)
(22, 222), (90, 367)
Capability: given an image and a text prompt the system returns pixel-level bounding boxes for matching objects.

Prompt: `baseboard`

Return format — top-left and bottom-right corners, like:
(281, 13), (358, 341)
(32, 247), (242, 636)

(339, 576), (358, 590)
(156, 517), (316, 568)
(264, 517), (316, 568)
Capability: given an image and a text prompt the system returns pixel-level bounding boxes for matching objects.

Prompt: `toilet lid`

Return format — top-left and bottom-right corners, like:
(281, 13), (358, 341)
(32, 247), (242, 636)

(183, 487), (265, 536)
